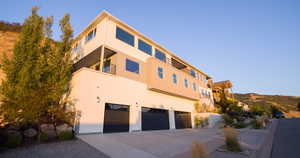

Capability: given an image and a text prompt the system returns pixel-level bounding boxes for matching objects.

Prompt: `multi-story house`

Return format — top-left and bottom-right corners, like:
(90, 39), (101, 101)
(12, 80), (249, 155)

(70, 11), (214, 134)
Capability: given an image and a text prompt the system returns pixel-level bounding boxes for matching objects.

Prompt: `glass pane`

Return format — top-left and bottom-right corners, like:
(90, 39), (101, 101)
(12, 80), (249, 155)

(138, 39), (152, 55)
(126, 59), (139, 74)
(116, 27), (135, 46)
(155, 49), (166, 62)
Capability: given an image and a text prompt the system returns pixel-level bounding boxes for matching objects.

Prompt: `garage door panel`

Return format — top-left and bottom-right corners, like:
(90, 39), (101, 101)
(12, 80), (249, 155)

(142, 107), (169, 131)
(103, 103), (129, 133)
(175, 111), (192, 129)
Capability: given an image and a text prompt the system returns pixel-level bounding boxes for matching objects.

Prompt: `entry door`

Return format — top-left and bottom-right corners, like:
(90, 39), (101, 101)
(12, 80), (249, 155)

(103, 103), (129, 133)
(142, 107), (169, 131)
(175, 111), (192, 129)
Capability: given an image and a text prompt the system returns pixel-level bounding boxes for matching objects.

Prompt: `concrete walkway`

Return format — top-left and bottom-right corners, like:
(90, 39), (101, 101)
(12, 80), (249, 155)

(77, 129), (224, 158)
(78, 128), (270, 158)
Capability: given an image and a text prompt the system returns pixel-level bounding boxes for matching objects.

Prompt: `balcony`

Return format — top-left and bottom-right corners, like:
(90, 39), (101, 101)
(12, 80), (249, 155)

(72, 46), (117, 75)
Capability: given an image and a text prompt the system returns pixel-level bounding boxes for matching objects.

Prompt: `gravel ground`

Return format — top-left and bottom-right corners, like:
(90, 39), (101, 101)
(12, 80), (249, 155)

(0, 139), (109, 158)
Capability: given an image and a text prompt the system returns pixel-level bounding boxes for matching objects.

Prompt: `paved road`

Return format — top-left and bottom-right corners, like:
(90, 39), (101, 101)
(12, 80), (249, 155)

(271, 118), (300, 158)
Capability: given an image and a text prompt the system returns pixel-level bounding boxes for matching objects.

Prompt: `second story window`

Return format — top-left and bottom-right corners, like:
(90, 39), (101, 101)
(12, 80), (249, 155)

(126, 59), (139, 74)
(155, 49), (166, 62)
(192, 82), (197, 91)
(157, 67), (164, 79)
(190, 69), (196, 78)
(116, 27), (134, 46)
(172, 73), (177, 84)
(184, 79), (188, 88)
(138, 39), (152, 55)
(85, 28), (97, 43)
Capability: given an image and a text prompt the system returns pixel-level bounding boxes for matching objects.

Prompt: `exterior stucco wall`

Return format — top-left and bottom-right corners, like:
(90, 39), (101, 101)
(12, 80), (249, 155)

(71, 68), (196, 134)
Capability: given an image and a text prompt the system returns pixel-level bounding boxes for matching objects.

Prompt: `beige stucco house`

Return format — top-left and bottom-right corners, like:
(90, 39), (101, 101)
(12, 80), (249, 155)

(70, 11), (214, 134)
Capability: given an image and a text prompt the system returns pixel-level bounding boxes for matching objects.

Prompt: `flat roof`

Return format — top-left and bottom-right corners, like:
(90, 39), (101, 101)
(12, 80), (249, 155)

(73, 10), (212, 78)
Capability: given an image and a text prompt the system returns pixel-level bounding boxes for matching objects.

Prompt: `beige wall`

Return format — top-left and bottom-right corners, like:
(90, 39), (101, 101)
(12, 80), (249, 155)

(71, 68), (196, 133)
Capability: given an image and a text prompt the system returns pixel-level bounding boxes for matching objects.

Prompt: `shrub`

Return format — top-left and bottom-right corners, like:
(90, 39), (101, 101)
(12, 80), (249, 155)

(195, 117), (209, 128)
(191, 141), (210, 158)
(39, 132), (48, 142)
(4, 133), (22, 148)
(250, 105), (266, 116)
(233, 122), (247, 129)
(223, 127), (242, 152)
(251, 118), (264, 129)
(222, 114), (234, 125)
(58, 131), (73, 140)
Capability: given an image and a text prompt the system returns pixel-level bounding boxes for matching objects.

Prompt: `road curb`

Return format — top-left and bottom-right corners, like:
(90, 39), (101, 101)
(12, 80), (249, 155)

(251, 119), (279, 158)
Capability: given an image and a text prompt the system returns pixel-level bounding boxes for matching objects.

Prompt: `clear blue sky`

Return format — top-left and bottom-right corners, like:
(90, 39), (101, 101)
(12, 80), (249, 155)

(1, 0), (299, 96)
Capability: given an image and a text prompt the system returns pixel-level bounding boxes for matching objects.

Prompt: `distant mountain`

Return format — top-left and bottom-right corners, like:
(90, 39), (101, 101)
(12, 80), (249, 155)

(234, 93), (300, 117)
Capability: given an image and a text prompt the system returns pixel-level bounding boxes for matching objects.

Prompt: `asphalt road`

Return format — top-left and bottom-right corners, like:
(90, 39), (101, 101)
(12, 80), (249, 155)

(271, 118), (300, 158)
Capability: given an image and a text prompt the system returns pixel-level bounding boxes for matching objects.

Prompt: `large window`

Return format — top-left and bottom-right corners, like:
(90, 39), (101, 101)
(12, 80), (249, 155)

(116, 27), (134, 46)
(155, 49), (166, 62)
(172, 73), (177, 84)
(138, 39), (152, 55)
(190, 69), (196, 78)
(126, 59), (139, 74)
(85, 28), (97, 43)
(184, 79), (189, 88)
(157, 67), (164, 79)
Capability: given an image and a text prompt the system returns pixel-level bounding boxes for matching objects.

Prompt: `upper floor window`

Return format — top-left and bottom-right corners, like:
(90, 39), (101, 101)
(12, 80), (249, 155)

(85, 28), (97, 43)
(192, 82), (197, 91)
(116, 27), (134, 46)
(126, 59), (139, 74)
(155, 49), (166, 62)
(172, 73), (177, 84)
(190, 69), (196, 78)
(184, 79), (188, 88)
(72, 41), (81, 53)
(157, 67), (164, 79)
(138, 39), (152, 55)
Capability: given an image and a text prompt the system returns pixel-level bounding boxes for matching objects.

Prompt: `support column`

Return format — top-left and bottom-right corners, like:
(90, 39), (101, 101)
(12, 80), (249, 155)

(99, 46), (105, 72)
(169, 108), (176, 130)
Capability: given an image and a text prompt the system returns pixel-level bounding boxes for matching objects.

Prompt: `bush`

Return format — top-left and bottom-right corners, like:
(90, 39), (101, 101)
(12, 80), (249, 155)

(191, 141), (210, 158)
(233, 122), (247, 129)
(251, 119), (263, 129)
(195, 117), (209, 128)
(4, 133), (22, 148)
(222, 114), (234, 125)
(223, 127), (242, 152)
(250, 105), (267, 116)
(39, 132), (48, 142)
(57, 131), (73, 140)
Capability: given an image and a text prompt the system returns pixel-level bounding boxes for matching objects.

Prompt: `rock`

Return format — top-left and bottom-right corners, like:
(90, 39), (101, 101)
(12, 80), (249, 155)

(23, 128), (37, 138)
(40, 124), (56, 139)
(56, 124), (72, 134)
(40, 124), (54, 132)
(7, 130), (21, 137)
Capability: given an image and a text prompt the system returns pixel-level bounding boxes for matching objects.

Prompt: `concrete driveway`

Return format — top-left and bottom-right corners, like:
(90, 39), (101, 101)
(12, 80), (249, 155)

(77, 129), (224, 158)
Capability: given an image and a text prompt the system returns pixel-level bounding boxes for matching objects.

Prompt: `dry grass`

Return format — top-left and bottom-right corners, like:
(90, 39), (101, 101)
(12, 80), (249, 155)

(191, 141), (210, 158)
(223, 127), (242, 152)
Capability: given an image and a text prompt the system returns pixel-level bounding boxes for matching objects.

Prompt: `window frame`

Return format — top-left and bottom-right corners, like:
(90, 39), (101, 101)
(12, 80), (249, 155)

(138, 39), (152, 56)
(184, 79), (189, 88)
(192, 82), (197, 91)
(172, 73), (177, 84)
(155, 49), (166, 62)
(157, 67), (164, 79)
(125, 59), (139, 74)
(116, 27), (135, 47)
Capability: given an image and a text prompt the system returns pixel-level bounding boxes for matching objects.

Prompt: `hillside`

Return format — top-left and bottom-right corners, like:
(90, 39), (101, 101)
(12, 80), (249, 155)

(234, 93), (300, 117)
(0, 31), (19, 81)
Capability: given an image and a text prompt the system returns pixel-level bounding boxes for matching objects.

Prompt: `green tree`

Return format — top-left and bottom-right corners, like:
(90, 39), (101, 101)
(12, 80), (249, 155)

(0, 7), (74, 129)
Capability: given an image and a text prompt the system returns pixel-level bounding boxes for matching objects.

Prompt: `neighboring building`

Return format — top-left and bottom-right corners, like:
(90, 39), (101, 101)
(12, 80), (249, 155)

(212, 80), (233, 102)
(70, 11), (214, 134)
